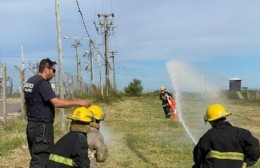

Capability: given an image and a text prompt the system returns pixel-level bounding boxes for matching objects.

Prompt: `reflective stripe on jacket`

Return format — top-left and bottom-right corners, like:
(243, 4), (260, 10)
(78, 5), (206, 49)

(49, 154), (75, 167)
(46, 131), (89, 168)
(193, 120), (260, 168)
(206, 150), (244, 161)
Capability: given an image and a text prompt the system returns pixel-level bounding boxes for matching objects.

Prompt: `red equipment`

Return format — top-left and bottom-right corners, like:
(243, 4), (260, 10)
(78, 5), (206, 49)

(167, 96), (178, 122)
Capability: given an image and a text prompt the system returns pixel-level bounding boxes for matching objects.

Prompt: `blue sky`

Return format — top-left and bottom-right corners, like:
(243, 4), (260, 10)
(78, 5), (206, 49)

(1, 0), (260, 92)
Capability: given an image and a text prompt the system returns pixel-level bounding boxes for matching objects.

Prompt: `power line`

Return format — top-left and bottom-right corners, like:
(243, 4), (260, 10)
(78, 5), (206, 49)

(75, 0), (91, 39)
(74, 0), (105, 61)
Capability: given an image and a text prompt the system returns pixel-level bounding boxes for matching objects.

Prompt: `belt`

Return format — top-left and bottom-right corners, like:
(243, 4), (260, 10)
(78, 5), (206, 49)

(27, 117), (40, 122)
(27, 117), (53, 123)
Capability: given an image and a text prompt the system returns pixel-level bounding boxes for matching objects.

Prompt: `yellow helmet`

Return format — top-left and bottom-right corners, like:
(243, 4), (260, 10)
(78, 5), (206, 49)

(88, 105), (104, 121)
(160, 86), (165, 91)
(204, 104), (231, 122)
(68, 107), (93, 123)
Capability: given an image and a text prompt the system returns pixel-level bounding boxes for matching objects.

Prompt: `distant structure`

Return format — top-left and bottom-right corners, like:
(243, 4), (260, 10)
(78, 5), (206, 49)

(229, 77), (242, 91)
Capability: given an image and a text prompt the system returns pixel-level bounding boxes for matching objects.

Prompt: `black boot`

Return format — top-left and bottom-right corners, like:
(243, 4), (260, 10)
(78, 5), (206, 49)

(166, 113), (171, 118)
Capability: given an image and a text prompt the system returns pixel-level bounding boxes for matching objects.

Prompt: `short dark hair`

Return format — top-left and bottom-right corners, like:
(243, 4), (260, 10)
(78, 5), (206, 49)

(38, 58), (57, 73)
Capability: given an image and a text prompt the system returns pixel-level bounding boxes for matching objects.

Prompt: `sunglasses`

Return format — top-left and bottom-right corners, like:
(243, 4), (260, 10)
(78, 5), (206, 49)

(48, 67), (56, 74)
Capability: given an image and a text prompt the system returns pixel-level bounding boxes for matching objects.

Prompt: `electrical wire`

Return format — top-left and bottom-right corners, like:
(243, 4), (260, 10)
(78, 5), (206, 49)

(74, 0), (105, 60)
(75, 0), (91, 39)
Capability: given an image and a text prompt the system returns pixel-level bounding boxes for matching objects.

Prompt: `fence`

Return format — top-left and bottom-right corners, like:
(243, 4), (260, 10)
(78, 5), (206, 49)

(0, 62), (94, 123)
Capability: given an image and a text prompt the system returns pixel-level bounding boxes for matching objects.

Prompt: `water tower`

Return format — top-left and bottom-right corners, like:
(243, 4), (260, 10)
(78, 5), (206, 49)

(229, 77), (242, 91)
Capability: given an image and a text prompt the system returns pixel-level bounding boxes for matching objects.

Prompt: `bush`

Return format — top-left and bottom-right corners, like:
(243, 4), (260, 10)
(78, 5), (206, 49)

(124, 79), (143, 96)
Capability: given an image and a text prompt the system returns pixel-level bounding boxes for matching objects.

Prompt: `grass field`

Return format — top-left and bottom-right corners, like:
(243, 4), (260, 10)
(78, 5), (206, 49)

(0, 95), (260, 167)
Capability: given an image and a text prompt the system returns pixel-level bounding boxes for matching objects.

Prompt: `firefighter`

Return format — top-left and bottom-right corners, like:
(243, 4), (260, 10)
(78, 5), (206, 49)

(47, 107), (93, 168)
(159, 86), (173, 118)
(193, 104), (260, 168)
(87, 105), (108, 168)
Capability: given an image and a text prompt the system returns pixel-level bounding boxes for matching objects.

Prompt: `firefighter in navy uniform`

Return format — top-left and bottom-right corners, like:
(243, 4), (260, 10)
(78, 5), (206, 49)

(193, 104), (260, 168)
(47, 107), (92, 168)
(159, 86), (172, 118)
(24, 58), (92, 168)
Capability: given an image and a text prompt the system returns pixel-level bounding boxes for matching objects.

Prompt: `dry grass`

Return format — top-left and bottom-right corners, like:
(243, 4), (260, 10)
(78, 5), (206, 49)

(0, 96), (260, 168)
(0, 145), (29, 168)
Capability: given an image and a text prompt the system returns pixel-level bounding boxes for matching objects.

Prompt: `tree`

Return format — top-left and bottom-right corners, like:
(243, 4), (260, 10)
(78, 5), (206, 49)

(124, 79), (143, 96)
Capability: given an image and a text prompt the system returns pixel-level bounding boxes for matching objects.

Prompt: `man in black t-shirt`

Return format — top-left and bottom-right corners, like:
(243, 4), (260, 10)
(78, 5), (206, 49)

(24, 58), (92, 168)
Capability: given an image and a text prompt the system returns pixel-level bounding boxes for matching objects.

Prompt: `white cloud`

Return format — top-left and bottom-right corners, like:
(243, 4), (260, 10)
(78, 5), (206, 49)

(1, 0), (260, 91)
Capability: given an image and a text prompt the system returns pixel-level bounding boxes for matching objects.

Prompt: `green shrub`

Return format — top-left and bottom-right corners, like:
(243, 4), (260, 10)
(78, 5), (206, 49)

(124, 79), (143, 96)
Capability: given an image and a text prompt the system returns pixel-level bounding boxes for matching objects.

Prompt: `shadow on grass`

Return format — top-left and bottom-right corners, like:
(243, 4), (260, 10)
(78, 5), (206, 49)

(126, 134), (158, 168)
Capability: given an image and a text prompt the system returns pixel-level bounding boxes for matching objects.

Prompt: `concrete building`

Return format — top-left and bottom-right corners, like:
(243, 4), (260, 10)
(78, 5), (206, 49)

(229, 77), (242, 91)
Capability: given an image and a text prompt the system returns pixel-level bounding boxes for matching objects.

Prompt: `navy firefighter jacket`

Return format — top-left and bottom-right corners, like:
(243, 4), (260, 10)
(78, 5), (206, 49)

(47, 131), (90, 168)
(193, 120), (260, 168)
(159, 91), (172, 105)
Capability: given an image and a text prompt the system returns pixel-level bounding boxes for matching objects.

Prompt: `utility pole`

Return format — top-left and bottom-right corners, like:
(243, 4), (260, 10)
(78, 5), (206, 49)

(55, 0), (65, 129)
(97, 52), (104, 98)
(21, 46), (25, 115)
(95, 13), (114, 96)
(0, 63), (7, 123)
(71, 40), (82, 96)
(63, 36), (88, 96)
(14, 65), (24, 114)
(110, 51), (117, 89)
(88, 40), (104, 98)
(64, 72), (74, 99)
(88, 40), (94, 87)
(83, 51), (90, 94)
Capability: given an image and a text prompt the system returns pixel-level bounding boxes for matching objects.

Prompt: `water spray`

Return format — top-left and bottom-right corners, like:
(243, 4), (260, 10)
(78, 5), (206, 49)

(166, 60), (223, 145)
(174, 90), (198, 144)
